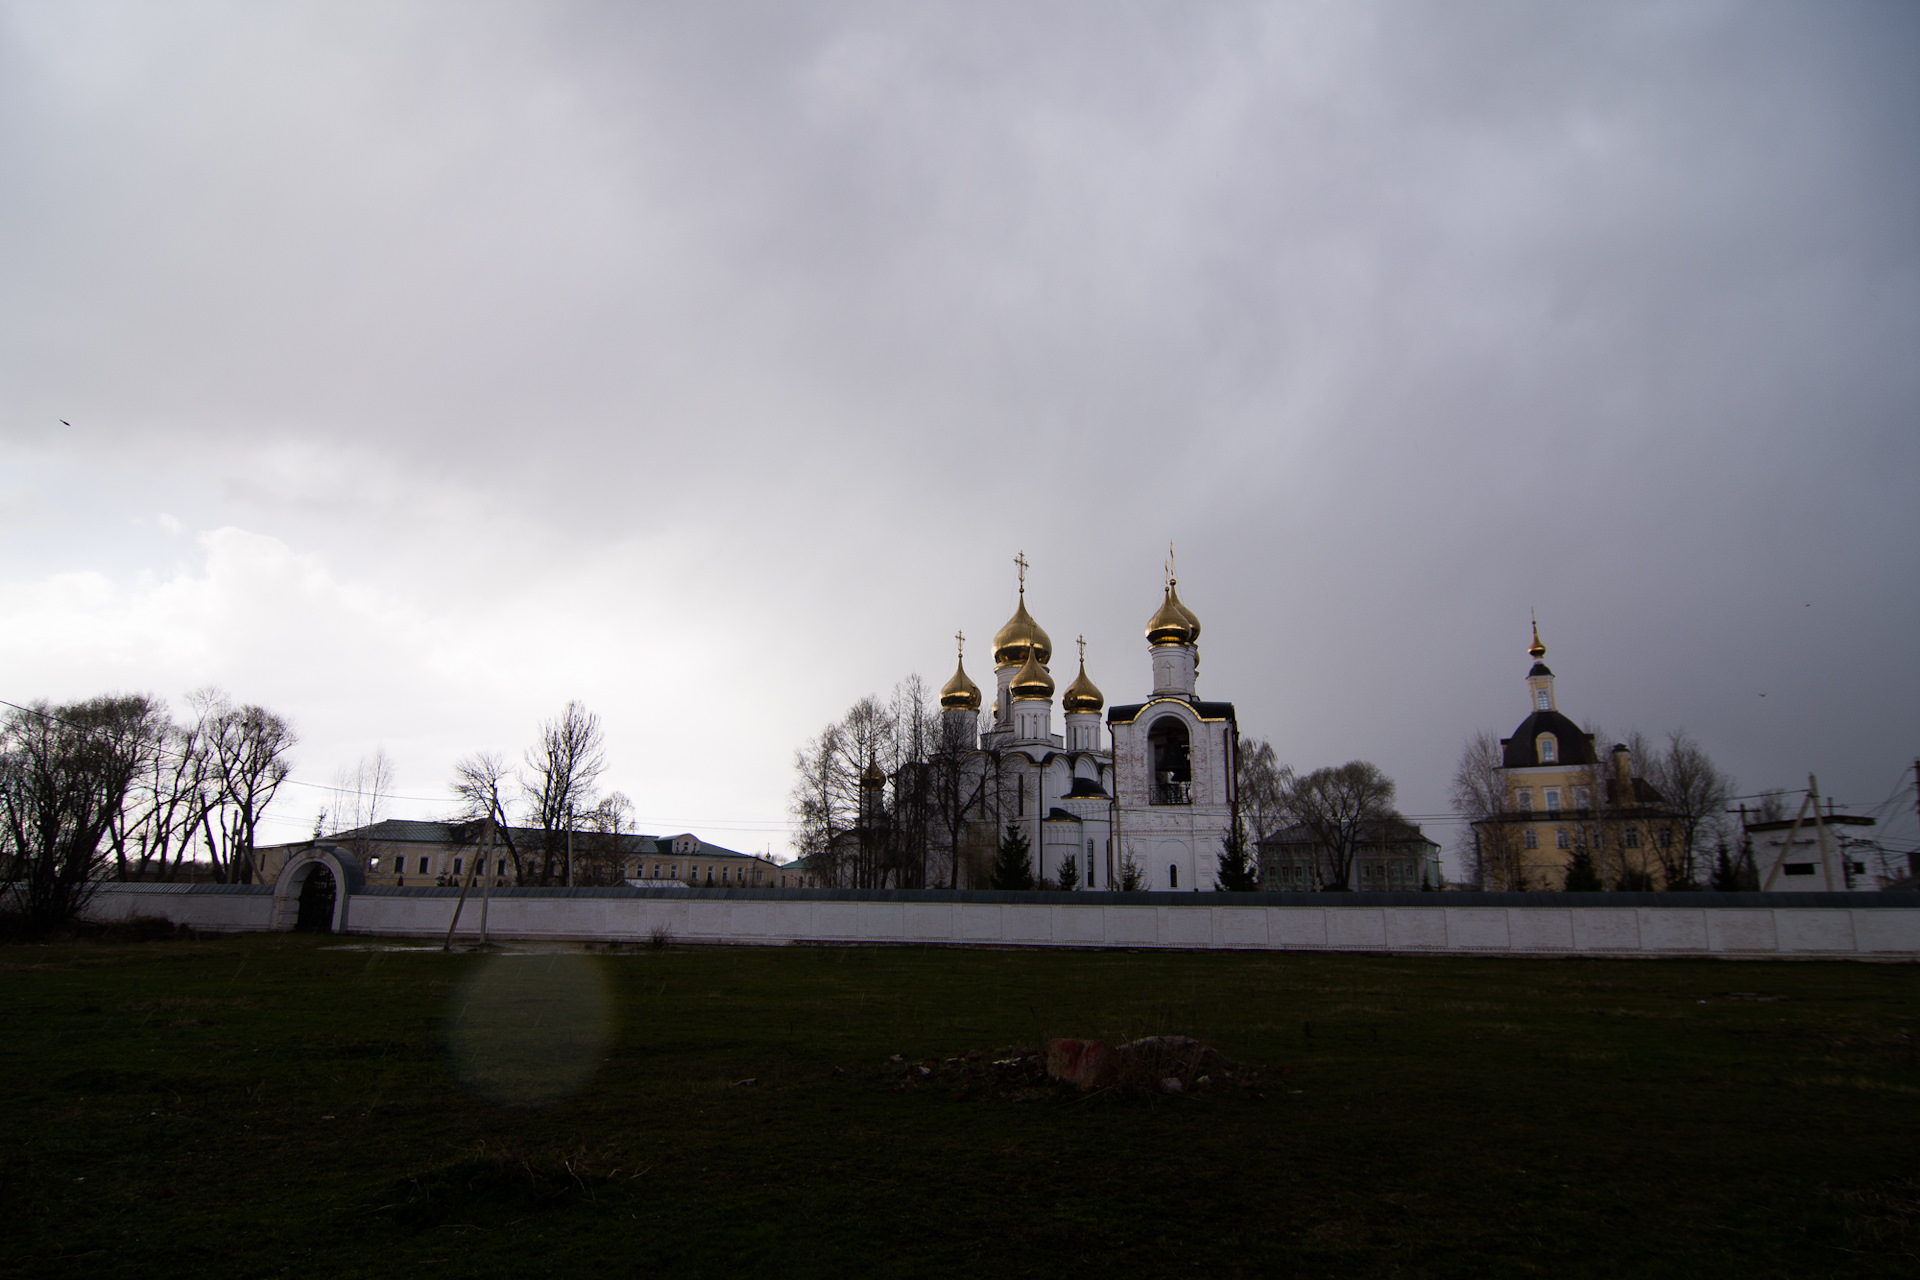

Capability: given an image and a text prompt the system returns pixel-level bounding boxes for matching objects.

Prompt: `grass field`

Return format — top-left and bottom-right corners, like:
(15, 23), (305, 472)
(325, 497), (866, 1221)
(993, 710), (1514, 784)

(2, 934), (1916, 1278)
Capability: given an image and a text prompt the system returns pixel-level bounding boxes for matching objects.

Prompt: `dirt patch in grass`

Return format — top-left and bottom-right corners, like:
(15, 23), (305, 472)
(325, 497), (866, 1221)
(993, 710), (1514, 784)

(881, 1037), (1276, 1102)
(379, 1142), (648, 1230)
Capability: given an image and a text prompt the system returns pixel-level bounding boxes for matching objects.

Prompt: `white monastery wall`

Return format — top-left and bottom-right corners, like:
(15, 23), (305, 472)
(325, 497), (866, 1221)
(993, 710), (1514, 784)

(83, 883), (1920, 958)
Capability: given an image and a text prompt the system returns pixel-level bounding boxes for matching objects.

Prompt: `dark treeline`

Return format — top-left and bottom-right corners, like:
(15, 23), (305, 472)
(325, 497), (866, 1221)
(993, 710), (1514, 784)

(1, 690), (294, 925)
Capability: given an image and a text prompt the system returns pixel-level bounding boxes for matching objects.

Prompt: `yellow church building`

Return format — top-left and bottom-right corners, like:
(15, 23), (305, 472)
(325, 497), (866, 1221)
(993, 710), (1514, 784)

(1473, 624), (1678, 891)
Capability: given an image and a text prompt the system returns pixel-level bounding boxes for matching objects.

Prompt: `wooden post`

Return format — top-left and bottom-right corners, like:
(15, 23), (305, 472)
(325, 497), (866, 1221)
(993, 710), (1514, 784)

(443, 818), (496, 951)
(1808, 775), (1835, 891)
(1761, 787), (1816, 892)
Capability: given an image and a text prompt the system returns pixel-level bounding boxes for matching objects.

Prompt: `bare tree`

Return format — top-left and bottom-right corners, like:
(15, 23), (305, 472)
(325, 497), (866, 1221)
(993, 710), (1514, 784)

(1751, 789), (1789, 824)
(789, 725), (847, 886)
(522, 701), (606, 886)
(452, 750), (523, 881)
(885, 676), (936, 888)
(577, 790), (635, 886)
(187, 689), (296, 884)
(790, 682), (967, 891)
(928, 710), (993, 889)
(1280, 761), (1400, 891)
(789, 695), (902, 889)
(1450, 730), (1528, 890)
(331, 748), (395, 836)
(1236, 735), (1290, 845)
(108, 709), (214, 882)
(1, 695), (167, 925)
(1642, 731), (1733, 890)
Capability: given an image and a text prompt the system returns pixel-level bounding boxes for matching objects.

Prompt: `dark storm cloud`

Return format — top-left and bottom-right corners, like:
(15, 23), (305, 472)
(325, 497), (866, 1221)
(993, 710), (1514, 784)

(2, 1), (1915, 857)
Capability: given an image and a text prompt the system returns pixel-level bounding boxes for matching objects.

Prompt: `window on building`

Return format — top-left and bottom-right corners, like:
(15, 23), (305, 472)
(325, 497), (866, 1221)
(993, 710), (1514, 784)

(1555, 829), (1569, 849)
(367, 857), (380, 872)
(1536, 688), (1551, 711)
(453, 858), (463, 875)
(1539, 736), (1557, 763)
(1545, 789), (1561, 812)
(1783, 863), (1815, 877)
(1657, 828), (1672, 849)
(1573, 787), (1590, 810)
(1517, 789), (1533, 811)
(1624, 829), (1641, 849)
(1169, 865), (1178, 889)
(1592, 830), (1605, 850)
(419, 856), (430, 874)
(1524, 829), (1539, 850)
(498, 859), (507, 876)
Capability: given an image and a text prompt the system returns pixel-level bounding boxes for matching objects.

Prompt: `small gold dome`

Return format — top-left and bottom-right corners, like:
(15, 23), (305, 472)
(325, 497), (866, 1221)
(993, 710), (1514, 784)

(1145, 582), (1198, 647)
(1175, 591), (1200, 641)
(1062, 654), (1103, 714)
(862, 757), (886, 786)
(939, 655), (982, 711)
(993, 594), (1053, 668)
(1010, 649), (1054, 700)
(1528, 619), (1546, 661)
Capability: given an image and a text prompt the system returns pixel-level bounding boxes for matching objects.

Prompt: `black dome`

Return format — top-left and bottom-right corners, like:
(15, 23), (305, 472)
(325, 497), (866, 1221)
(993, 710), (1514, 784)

(1500, 711), (1596, 768)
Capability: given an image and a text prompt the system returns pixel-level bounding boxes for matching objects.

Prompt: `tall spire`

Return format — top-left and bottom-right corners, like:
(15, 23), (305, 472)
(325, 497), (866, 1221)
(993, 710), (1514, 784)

(1525, 614), (1555, 712)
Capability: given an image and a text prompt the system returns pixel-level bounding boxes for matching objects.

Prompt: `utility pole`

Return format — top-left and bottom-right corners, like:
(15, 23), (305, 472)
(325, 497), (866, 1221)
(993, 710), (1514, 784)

(443, 817), (497, 951)
(478, 803), (496, 946)
(1762, 784), (1817, 892)
(1809, 775), (1834, 891)
(566, 804), (574, 888)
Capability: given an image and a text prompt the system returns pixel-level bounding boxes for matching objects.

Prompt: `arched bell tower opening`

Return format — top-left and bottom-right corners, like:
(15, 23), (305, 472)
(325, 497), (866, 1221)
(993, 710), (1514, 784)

(1148, 718), (1191, 805)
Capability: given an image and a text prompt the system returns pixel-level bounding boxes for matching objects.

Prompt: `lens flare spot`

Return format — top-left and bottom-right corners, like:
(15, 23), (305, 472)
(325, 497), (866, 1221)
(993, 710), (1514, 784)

(448, 953), (611, 1107)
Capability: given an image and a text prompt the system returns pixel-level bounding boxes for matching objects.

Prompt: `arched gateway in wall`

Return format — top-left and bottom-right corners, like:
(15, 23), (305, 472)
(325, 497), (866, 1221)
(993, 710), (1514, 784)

(271, 844), (365, 934)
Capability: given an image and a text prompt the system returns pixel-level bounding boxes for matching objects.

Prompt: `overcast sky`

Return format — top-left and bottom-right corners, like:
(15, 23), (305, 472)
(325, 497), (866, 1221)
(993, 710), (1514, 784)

(3, 1), (1916, 870)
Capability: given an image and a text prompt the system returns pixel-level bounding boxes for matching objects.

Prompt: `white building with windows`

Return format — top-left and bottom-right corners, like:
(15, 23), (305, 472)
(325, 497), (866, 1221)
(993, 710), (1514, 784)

(934, 558), (1237, 891)
(1745, 812), (1878, 892)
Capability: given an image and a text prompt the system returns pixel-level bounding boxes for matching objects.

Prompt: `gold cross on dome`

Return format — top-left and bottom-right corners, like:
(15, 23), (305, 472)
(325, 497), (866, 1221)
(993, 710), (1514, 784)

(955, 629), (965, 658)
(1168, 540), (1177, 587)
(1013, 550), (1028, 594)
(1078, 634), (1086, 663)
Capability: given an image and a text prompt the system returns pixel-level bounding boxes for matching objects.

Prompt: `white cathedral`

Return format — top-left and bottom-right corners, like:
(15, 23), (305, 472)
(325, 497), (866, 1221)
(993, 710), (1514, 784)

(935, 556), (1239, 892)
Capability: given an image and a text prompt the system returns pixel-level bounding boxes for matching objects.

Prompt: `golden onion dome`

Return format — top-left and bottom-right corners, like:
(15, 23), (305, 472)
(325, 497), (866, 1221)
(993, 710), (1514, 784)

(1145, 582), (1198, 647)
(1010, 649), (1054, 700)
(1528, 618), (1546, 661)
(993, 594), (1053, 668)
(1175, 588), (1200, 641)
(862, 757), (886, 786)
(1062, 655), (1103, 714)
(939, 655), (982, 711)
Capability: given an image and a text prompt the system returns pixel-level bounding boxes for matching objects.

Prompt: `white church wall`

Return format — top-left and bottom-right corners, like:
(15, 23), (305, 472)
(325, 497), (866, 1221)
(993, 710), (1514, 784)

(82, 883), (1920, 957)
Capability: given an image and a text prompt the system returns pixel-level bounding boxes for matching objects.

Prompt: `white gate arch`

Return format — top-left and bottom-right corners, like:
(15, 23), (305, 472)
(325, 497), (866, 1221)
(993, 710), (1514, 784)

(271, 843), (365, 933)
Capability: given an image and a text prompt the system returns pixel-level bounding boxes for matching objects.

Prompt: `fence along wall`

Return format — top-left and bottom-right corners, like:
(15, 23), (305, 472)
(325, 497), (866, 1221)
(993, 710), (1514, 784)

(84, 883), (1920, 958)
